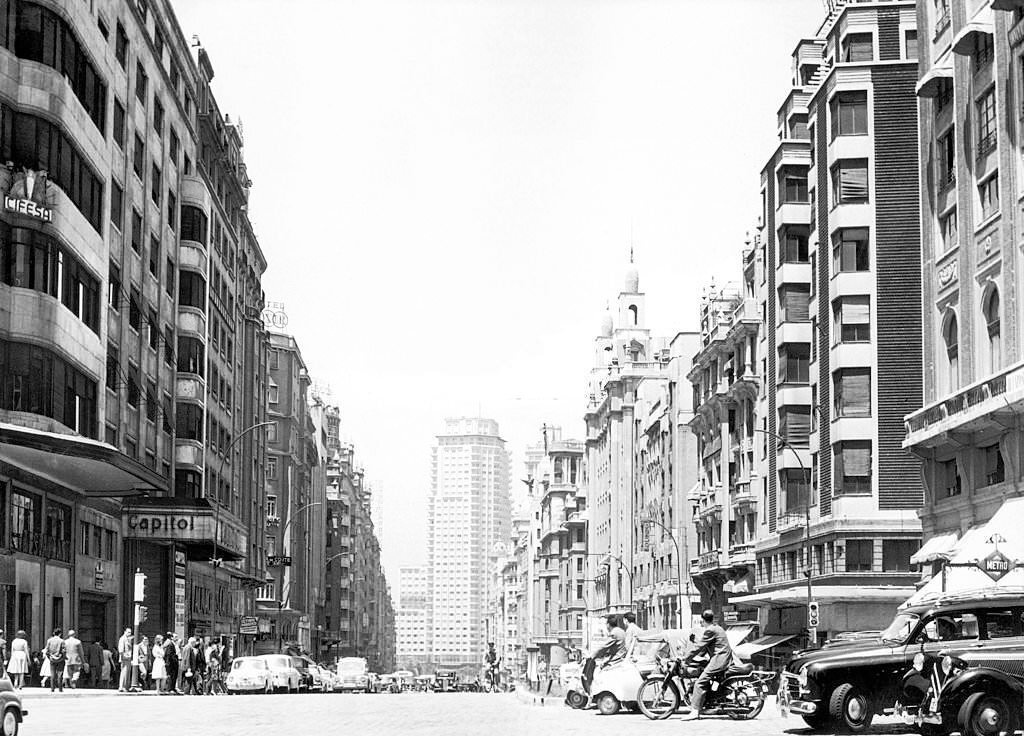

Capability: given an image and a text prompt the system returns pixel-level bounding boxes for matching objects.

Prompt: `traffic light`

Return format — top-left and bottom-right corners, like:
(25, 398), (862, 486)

(807, 600), (819, 628)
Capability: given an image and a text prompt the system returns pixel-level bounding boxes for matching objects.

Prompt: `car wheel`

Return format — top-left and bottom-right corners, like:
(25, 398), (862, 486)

(830, 683), (874, 733)
(959, 692), (1013, 736)
(2, 708), (19, 736)
(596, 693), (620, 716)
(566, 690), (589, 710)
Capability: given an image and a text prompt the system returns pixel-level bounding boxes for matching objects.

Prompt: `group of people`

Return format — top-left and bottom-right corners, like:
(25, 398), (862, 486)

(0, 627), (230, 696)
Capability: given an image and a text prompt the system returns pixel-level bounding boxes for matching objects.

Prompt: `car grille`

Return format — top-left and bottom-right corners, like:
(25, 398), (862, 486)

(780, 672), (801, 700)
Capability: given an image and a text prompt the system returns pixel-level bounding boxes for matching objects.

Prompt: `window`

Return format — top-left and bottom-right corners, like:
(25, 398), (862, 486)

(267, 422), (278, 443)
(109, 179), (124, 231)
(832, 159), (869, 205)
(834, 441), (872, 495)
(834, 368), (871, 417)
(113, 99), (125, 149)
(105, 345), (118, 391)
(780, 166), (809, 203)
(940, 209), (958, 252)
(131, 209), (142, 252)
(938, 127), (955, 189)
(167, 190), (176, 230)
(268, 381), (279, 404)
(936, 79), (953, 112)
(153, 98), (164, 137)
(135, 61), (147, 104)
(128, 288), (141, 330)
(126, 363), (139, 408)
(841, 33), (873, 63)
(151, 164), (161, 204)
(831, 91), (868, 137)
(845, 540), (873, 572)
(977, 88), (997, 156)
(180, 205), (208, 244)
(104, 529), (116, 561)
(984, 287), (1001, 372)
(788, 113), (808, 139)
(833, 228), (870, 272)
(115, 21), (128, 68)
(178, 271), (206, 310)
(163, 326), (173, 367)
(779, 408), (811, 448)
(108, 262), (121, 311)
(979, 172), (999, 221)
(779, 285), (810, 322)
(165, 258), (175, 295)
(175, 469), (202, 498)
(975, 32), (994, 69)
(149, 235), (160, 278)
(834, 296), (870, 343)
(777, 344), (810, 384)
(882, 540), (915, 572)
(781, 468), (810, 511)
(941, 458), (961, 497)
(905, 30), (918, 60)
(147, 309), (158, 350)
(133, 134), (145, 179)
(175, 403), (204, 441)
(145, 380), (157, 421)
(266, 457), (278, 481)
(780, 226), (809, 263)
(943, 312), (959, 393)
(170, 129), (179, 165)
(981, 443), (1005, 486)
(176, 336), (204, 375)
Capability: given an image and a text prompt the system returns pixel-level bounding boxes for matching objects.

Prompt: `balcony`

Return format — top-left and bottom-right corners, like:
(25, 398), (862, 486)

(10, 532), (72, 563)
(778, 509), (808, 533)
(904, 362), (1024, 451)
(266, 515), (280, 526)
(729, 543), (755, 568)
(698, 550), (722, 573)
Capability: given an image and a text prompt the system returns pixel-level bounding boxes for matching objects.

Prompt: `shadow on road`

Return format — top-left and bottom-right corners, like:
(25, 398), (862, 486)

(784, 726), (919, 736)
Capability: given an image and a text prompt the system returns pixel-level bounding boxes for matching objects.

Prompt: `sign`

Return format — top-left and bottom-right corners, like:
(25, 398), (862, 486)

(261, 301), (288, 330)
(240, 616), (258, 635)
(94, 560), (104, 590)
(4, 167), (52, 222)
(979, 549), (1014, 582)
(723, 610), (738, 624)
(268, 555), (292, 567)
(123, 507), (248, 558)
(174, 577), (187, 640)
(174, 549), (187, 577)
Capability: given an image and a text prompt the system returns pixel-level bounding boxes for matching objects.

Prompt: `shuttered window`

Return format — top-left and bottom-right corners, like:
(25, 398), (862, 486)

(834, 368), (871, 417)
(779, 408), (811, 448)
(832, 159), (869, 204)
(830, 90), (868, 137)
(781, 469), (810, 512)
(834, 441), (871, 495)
(834, 296), (870, 343)
(778, 344), (810, 384)
(779, 166), (809, 203)
(779, 285), (810, 322)
(842, 33), (873, 63)
(832, 228), (870, 272)
(982, 443), (1005, 486)
(845, 540), (873, 572)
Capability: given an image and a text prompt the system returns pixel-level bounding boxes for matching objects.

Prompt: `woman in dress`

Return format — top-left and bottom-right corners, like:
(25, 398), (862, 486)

(100, 642), (114, 688)
(151, 635), (167, 694)
(6, 631), (30, 689)
(38, 646), (51, 687)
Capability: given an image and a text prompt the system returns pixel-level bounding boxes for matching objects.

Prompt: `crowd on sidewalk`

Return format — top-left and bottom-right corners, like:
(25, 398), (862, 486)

(0, 627), (231, 695)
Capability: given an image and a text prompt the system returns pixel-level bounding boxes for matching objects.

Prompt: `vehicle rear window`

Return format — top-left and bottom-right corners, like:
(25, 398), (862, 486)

(984, 609), (1017, 638)
(923, 612), (979, 642)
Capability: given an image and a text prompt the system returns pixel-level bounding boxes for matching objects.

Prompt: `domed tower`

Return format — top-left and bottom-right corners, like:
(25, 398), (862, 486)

(618, 260), (645, 330)
(594, 305), (613, 366)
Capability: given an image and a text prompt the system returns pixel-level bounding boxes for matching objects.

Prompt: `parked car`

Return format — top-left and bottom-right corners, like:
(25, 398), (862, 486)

(0, 676), (27, 736)
(434, 669), (458, 692)
(225, 656), (273, 694)
(315, 665), (335, 693)
(335, 657), (371, 692)
(257, 654), (301, 694)
(290, 656), (315, 692)
(778, 590), (1024, 733)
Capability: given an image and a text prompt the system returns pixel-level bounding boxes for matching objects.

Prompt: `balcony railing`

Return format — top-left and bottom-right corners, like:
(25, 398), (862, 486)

(905, 363), (1024, 443)
(10, 532), (73, 563)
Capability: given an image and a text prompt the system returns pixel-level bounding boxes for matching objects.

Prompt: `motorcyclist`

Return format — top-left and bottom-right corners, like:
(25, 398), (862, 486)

(680, 610), (734, 721)
(483, 642), (500, 690)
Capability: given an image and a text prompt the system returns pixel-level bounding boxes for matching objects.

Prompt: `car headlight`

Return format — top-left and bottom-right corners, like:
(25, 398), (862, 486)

(797, 666), (809, 689)
(913, 653), (925, 672)
(941, 656), (962, 676)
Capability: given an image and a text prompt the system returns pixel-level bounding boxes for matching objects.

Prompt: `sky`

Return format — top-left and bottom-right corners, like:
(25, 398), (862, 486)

(172, 0), (824, 582)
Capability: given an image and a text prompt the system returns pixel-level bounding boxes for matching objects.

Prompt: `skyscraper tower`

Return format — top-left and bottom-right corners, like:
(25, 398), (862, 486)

(427, 418), (511, 665)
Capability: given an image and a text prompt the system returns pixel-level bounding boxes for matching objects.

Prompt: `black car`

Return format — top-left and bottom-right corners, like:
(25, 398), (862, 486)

(778, 590), (1024, 733)
(290, 655), (314, 692)
(911, 651), (1024, 736)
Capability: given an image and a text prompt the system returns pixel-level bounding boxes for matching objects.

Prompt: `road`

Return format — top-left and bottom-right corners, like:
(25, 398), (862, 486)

(14, 690), (921, 736)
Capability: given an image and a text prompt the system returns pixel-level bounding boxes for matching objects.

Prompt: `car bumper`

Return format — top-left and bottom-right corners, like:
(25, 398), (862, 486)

(777, 682), (818, 716)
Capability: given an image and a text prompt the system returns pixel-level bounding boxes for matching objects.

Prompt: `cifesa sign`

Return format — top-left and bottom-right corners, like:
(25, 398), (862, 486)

(4, 168), (53, 222)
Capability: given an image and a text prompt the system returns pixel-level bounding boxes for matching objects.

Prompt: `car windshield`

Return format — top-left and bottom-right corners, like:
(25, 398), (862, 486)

(880, 612), (920, 643)
(233, 659), (266, 670)
(264, 656), (291, 668)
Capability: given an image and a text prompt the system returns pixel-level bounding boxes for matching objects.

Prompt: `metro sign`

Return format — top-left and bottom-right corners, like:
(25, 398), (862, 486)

(978, 549), (1014, 582)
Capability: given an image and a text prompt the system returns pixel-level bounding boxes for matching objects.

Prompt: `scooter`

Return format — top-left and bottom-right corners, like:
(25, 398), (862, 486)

(637, 656), (774, 720)
(564, 656), (645, 715)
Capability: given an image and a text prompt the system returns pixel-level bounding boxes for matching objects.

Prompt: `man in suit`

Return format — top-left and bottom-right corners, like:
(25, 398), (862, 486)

(86, 638), (103, 688)
(680, 610), (734, 720)
(117, 628), (133, 692)
(163, 632), (180, 695)
(63, 629), (85, 688)
(44, 628), (66, 692)
(180, 637), (199, 695)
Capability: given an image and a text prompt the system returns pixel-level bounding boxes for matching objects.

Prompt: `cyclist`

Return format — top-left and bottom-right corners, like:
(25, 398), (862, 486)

(483, 642), (500, 691)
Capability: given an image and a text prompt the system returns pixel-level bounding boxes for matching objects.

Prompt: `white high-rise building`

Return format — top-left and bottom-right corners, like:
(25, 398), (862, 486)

(427, 418), (512, 665)
(396, 566), (429, 667)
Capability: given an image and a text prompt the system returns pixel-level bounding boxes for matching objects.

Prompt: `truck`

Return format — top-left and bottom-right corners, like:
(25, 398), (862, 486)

(335, 657), (372, 693)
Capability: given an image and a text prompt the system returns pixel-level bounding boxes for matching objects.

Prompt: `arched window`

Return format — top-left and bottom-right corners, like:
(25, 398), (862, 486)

(984, 288), (1001, 373)
(628, 304), (638, 326)
(942, 312), (959, 393)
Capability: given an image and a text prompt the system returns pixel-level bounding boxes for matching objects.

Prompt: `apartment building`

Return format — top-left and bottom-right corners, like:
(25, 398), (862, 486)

(904, 0), (1024, 582)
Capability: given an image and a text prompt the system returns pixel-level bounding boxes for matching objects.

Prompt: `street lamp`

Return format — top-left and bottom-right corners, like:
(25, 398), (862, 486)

(584, 552), (633, 610)
(274, 501), (324, 651)
(638, 516), (687, 629)
(751, 426), (814, 647)
(210, 420), (274, 641)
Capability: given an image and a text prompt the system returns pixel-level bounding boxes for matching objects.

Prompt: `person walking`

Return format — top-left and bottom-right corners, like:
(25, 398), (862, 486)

(43, 628), (66, 692)
(680, 609), (735, 721)
(86, 638), (103, 688)
(180, 637), (200, 695)
(623, 612), (642, 656)
(63, 629), (84, 688)
(151, 635), (167, 694)
(6, 631), (30, 689)
(163, 633), (180, 695)
(0, 629), (6, 678)
(100, 642), (114, 689)
(133, 635), (149, 692)
(117, 627), (133, 692)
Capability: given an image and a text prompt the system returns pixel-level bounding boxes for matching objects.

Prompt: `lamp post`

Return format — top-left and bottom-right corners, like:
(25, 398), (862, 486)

(639, 516), (687, 629)
(274, 501), (324, 652)
(751, 426), (814, 647)
(584, 552), (633, 611)
(210, 420), (274, 641)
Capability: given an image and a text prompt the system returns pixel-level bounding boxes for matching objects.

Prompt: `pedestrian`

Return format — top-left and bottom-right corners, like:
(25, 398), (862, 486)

(37, 648), (51, 688)
(6, 631), (30, 689)
(623, 612), (642, 656)
(63, 629), (84, 688)
(180, 637), (200, 695)
(163, 632), (180, 695)
(151, 635), (167, 694)
(100, 642), (114, 689)
(0, 629), (6, 677)
(87, 638), (103, 688)
(43, 628), (66, 692)
(117, 627), (133, 692)
(133, 635), (149, 692)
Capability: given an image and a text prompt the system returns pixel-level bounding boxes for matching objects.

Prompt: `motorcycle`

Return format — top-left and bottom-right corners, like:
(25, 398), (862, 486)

(636, 655), (774, 721)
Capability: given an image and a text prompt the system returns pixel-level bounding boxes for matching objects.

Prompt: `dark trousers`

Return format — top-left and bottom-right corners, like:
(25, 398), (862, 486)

(183, 673), (199, 695)
(166, 661), (179, 690)
(50, 661), (65, 691)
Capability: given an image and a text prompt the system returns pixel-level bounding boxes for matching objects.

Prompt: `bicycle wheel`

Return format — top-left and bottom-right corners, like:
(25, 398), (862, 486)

(637, 676), (680, 721)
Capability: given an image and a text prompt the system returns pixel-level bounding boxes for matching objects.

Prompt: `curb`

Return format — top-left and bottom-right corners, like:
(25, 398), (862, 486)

(515, 686), (566, 708)
(18, 688), (163, 700)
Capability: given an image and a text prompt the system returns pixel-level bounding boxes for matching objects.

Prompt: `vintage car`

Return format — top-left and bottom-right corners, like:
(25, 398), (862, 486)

(434, 668), (458, 692)
(225, 656), (273, 694)
(0, 675), (26, 736)
(257, 654), (301, 693)
(778, 590), (1024, 733)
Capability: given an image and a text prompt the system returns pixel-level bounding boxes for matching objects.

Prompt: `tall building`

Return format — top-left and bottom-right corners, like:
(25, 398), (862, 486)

(725, 0), (923, 646)
(904, 1), (1024, 575)
(426, 417), (511, 665)
(583, 264), (668, 617)
(0, 0), (270, 651)
(395, 565), (428, 668)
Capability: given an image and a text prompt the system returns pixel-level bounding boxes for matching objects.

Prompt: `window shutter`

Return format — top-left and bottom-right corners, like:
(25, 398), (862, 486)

(782, 288), (810, 321)
(845, 443), (871, 476)
(842, 298), (870, 325)
(840, 164), (868, 201)
(833, 446), (845, 489)
(839, 370), (871, 415)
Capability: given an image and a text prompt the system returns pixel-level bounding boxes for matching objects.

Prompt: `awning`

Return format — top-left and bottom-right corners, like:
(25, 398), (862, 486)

(734, 634), (798, 659)
(915, 65), (954, 98)
(0, 422), (165, 496)
(122, 496), (249, 560)
(732, 585), (916, 607)
(726, 624), (755, 647)
(949, 525), (987, 556)
(992, 0), (1024, 12)
(952, 18), (995, 55)
(910, 532), (959, 565)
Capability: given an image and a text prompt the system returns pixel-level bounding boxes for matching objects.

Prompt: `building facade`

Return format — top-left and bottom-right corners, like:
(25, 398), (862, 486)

(426, 417), (511, 666)
(904, 0), (1024, 568)
(395, 565), (428, 669)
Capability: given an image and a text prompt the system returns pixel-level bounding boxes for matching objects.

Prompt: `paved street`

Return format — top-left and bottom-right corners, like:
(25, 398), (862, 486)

(14, 690), (919, 736)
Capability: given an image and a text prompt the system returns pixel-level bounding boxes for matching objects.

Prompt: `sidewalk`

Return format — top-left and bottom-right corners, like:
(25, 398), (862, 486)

(515, 681), (567, 708)
(18, 687), (163, 700)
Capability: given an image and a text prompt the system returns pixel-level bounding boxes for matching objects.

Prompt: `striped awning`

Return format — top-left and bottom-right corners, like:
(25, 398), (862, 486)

(910, 532), (959, 565)
(916, 65), (953, 98)
(952, 19), (994, 55)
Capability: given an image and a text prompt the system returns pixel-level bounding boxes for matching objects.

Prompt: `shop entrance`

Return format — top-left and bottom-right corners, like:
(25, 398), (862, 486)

(77, 595), (110, 645)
